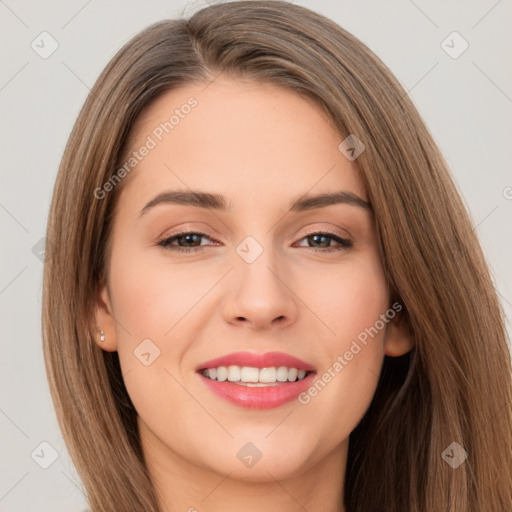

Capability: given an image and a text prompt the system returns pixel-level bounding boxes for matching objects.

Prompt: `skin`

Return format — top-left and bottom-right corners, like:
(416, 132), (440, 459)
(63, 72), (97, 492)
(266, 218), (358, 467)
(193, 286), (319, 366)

(95, 77), (413, 512)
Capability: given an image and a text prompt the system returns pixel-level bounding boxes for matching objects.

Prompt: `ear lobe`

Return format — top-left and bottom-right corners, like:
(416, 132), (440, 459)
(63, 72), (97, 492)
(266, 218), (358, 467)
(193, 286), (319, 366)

(93, 282), (118, 352)
(384, 312), (414, 357)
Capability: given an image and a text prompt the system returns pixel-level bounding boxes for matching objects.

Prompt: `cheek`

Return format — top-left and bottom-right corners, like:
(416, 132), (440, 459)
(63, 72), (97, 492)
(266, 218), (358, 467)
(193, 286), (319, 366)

(304, 250), (389, 344)
(296, 253), (389, 434)
(106, 250), (205, 450)
(108, 244), (218, 341)
(106, 245), (224, 406)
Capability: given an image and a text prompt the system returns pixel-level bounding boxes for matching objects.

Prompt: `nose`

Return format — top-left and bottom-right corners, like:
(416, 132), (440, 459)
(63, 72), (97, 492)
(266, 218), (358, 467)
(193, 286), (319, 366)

(221, 248), (299, 331)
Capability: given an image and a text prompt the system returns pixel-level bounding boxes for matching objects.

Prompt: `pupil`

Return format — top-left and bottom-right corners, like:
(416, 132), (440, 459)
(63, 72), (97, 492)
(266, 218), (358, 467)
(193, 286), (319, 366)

(180, 234), (200, 247)
(310, 234), (328, 248)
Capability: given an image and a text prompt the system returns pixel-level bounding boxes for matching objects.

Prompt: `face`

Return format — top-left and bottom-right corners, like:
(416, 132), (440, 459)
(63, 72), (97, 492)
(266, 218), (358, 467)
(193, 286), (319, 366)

(95, 77), (412, 484)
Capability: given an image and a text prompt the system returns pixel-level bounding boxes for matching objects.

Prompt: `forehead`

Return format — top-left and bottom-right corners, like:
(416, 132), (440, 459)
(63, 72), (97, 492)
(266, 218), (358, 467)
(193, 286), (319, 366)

(118, 77), (366, 213)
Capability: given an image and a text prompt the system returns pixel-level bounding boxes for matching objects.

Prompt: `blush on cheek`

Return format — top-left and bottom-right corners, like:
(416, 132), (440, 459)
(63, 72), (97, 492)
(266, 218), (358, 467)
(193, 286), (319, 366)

(326, 277), (389, 338)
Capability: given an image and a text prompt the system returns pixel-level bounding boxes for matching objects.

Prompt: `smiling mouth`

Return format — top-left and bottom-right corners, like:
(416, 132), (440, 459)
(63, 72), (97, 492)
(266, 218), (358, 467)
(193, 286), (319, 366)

(199, 365), (313, 386)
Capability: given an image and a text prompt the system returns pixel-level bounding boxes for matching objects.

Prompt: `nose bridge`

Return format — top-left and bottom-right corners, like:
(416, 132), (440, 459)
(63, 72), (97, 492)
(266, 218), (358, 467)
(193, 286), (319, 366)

(223, 234), (298, 328)
(237, 244), (282, 296)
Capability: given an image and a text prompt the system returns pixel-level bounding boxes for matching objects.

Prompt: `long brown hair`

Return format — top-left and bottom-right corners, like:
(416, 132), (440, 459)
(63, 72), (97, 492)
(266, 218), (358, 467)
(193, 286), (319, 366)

(42, 1), (512, 511)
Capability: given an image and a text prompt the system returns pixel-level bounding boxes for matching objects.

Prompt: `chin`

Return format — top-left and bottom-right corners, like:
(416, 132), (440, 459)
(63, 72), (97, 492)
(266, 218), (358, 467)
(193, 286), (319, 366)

(196, 437), (315, 483)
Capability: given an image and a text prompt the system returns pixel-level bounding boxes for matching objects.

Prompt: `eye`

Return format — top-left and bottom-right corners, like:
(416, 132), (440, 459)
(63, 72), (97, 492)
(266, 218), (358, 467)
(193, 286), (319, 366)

(157, 230), (218, 253)
(157, 230), (352, 254)
(294, 232), (353, 252)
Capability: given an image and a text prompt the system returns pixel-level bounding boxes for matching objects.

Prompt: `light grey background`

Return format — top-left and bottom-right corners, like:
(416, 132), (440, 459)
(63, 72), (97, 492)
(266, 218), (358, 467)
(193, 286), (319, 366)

(1, 0), (511, 510)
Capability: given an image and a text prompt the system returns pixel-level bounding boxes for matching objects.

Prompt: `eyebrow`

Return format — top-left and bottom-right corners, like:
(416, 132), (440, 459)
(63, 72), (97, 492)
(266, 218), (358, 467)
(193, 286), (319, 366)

(139, 189), (371, 216)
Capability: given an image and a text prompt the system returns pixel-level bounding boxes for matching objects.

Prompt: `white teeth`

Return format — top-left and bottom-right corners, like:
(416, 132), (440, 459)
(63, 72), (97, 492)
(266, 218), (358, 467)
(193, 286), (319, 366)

(288, 367), (298, 382)
(276, 366), (289, 382)
(227, 365), (241, 382)
(259, 367), (276, 383)
(201, 365), (310, 384)
(240, 366), (259, 383)
(216, 366), (228, 382)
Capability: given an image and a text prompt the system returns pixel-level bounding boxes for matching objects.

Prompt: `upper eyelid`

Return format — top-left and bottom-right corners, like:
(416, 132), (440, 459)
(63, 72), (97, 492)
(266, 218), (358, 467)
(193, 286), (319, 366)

(300, 225), (351, 238)
(161, 221), (352, 238)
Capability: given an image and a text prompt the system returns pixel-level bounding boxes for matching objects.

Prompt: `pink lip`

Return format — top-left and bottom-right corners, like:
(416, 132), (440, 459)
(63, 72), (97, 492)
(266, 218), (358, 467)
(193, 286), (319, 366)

(196, 351), (316, 372)
(199, 372), (316, 409)
(196, 351), (316, 409)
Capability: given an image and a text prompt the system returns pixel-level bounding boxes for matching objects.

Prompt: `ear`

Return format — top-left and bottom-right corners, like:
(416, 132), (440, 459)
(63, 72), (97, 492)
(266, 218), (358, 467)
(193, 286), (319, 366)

(383, 310), (414, 357)
(94, 281), (119, 352)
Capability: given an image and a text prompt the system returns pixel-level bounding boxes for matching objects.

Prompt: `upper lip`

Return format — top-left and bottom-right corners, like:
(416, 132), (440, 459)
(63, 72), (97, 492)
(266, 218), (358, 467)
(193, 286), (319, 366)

(196, 351), (316, 372)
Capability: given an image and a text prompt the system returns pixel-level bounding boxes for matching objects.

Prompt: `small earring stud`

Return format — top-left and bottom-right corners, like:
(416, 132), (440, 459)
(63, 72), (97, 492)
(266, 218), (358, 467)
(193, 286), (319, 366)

(96, 327), (105, 343)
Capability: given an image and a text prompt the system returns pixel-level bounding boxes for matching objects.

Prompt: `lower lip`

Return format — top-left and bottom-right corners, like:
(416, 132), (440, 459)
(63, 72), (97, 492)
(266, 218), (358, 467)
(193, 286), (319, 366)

(198, 372), (316, 409)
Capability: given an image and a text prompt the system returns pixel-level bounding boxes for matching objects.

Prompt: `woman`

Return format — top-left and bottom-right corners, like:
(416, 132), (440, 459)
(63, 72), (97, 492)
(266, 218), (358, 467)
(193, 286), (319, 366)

(42, 1), (512, 511)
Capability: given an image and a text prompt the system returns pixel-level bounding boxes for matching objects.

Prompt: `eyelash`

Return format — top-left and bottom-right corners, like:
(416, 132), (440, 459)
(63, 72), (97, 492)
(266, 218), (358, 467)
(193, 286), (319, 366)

(156, 229), (353, 253)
